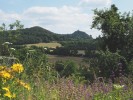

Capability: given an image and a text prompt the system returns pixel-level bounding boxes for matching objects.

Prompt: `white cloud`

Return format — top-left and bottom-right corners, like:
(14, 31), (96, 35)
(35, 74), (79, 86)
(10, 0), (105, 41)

(0, 10), (21, 22)
(0, 6), (101, 38)
(79, 0), (112, 7)
(23, 6), (98, 35)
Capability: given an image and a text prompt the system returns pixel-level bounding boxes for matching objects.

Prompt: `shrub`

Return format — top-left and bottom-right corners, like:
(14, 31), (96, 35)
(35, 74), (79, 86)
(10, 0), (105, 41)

(54, 60), (78, 77)
(89, 50), (127, 78)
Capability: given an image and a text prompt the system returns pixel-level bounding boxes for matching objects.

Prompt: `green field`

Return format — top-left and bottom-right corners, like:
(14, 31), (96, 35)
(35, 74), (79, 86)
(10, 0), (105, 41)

(26, 42), (61, 48)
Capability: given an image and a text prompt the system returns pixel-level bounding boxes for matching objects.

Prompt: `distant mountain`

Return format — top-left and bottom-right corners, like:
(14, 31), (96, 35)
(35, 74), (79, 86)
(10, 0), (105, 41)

(60, 30), (92, 41)
(8, 26), (92, 44)
(23, 26), (55, 35)
(71, 30), (92, 39)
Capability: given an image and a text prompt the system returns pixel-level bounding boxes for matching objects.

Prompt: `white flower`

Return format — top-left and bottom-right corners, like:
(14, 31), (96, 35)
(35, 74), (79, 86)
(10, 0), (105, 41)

(44, 48), (47, 50)
(113, 84), (124, 90)
(2, 42), (13, 45)
(10, 48), (15, 51)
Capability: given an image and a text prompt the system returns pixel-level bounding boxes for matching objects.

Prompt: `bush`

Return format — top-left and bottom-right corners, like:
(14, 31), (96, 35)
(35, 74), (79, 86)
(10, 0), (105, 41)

(54, 60), (78, 77)
(78, 64), (94, 81)
(89, 50), (127, 78)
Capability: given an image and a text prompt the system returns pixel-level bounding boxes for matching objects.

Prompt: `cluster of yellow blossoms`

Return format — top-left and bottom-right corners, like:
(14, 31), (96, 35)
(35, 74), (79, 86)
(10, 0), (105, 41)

(0, 63), (30, 99)
(2, 86), (16, 98)
(11, 63), (24, 73)
(17, 80), (31, 90)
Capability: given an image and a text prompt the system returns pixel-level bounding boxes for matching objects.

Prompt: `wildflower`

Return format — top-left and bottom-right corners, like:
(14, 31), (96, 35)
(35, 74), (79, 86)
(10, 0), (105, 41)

(10, 48), (15, 51)
(2, 42), (12, 45)
(4, 92), (16, 98)
(2, 87), (10, 92)
(44, 47), (47, 50)
(2, 86), (16, 98)
(11, 63), (24, 73)
(0, 70), (11, 79)
(17, 80), (31, 90)
(113, 84), (124, 90)
(4, 91), (12, 98)
(23, 84), (31, 90)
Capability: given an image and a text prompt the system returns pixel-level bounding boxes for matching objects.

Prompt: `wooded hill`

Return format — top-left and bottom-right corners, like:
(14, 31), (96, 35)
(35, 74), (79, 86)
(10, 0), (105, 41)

(3, 26), (92, 45)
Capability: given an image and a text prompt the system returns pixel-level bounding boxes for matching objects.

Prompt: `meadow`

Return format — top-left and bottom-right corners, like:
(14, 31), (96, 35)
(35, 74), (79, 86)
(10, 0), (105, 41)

(26, 42), (61, 48)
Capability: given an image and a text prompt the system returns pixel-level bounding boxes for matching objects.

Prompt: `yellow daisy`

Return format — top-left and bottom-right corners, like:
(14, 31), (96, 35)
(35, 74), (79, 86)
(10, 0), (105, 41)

(11, 63), (24, 73)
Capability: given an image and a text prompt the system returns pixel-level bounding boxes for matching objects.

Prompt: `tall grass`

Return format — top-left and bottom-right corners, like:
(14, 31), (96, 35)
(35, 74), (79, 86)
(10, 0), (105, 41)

(15, 76), (133, 100)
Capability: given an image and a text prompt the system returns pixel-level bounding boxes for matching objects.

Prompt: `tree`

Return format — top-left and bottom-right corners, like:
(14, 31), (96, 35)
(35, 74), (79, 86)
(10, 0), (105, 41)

(121, 13), (133, 61)
(13, 20), (24, 30)
(0, 20), (24, 52)
(91, 4), (126, 52)
(0, 23), (6, 31)
(92, 4), (133, 61)
(2, 23), (6, 31)
(9, 24), (15, 30)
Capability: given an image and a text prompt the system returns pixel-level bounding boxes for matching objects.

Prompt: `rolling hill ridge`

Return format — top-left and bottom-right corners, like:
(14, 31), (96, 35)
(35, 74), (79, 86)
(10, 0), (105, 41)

(4, 26), (93, 45)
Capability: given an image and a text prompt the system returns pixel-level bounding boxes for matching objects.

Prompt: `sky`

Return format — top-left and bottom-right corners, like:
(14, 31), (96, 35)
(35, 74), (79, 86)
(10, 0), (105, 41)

(0, 0), (133, 38)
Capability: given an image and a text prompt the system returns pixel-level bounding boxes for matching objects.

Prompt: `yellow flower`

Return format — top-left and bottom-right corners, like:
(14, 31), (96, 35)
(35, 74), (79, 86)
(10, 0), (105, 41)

(2, 86), (12, 98)
(2, 86), (10, 92)
(4, 91), (16, 98)
(24, 84), (31, 90)
(2, 86), (16, 98)
(11, 63), (24, 73)
(0, 70), (11, 79)
(4, 91), (12, 98)
(17, 80), (31, 90)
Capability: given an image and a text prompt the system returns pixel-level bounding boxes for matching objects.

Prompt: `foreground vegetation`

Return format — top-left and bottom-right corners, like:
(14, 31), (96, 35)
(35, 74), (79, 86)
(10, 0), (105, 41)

(0, 44), (132, 100)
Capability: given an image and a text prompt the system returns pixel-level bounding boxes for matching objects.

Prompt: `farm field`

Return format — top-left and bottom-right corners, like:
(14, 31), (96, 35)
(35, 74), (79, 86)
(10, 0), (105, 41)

(47, 54), (88, 66)
(26, 42), (61, 48)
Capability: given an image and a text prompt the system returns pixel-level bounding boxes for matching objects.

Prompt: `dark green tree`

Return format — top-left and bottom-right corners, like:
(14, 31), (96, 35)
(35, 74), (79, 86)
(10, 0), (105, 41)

(91, 4), (126, 52)
(9, 24), (15, 30)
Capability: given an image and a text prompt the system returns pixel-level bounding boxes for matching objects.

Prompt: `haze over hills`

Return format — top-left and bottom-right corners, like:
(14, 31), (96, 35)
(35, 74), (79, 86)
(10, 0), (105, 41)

(2, 26), (93, 45)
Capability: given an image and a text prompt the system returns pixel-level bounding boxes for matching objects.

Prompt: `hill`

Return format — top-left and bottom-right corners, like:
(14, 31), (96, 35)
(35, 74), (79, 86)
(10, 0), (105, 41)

(4, 26), (93, 45)
(62, 30), (92, 40)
